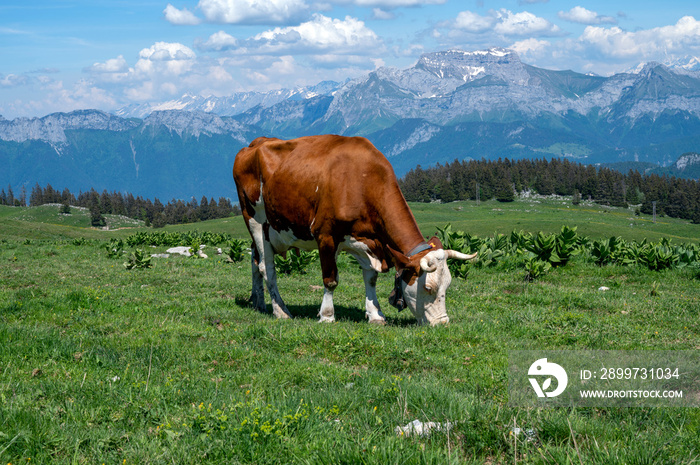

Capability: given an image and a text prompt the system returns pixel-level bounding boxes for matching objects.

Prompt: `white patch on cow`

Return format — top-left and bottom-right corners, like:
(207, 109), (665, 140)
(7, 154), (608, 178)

(319, 287), (335, 323)
(268, 227), (316, 254)
(248, 198), (267, 275)
(401, 249), (451, 326)
(247, 187), (292, 319)
(338, 236), (383, 273)
(362, 268), (385, 323)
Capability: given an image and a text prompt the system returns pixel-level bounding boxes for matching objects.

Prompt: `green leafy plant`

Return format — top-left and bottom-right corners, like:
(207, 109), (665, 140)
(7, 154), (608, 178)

(188, 238), (203, 259)
(554, 225), (581, 266)
(590, 236), (623, 266)
(509, 230), (533, 251)
(524, 254), (552, 282)
(473, 243), (505, 268)
(104, 238), (124, 259)
(226, 239), (248, 263)
(275, 249), (318, 275)
(124, 249), (152, 270)
(650, 281), (660, 297)
(126, 230), (233, 248)
(638, 244), (678, 271)
(524, 231), (558, 264)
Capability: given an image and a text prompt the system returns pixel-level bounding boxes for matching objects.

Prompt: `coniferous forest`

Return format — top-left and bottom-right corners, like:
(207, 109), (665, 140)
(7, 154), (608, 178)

(2, 157), (699, 226)
(0, 183), (240, 228)
(398, 158), (700, 223)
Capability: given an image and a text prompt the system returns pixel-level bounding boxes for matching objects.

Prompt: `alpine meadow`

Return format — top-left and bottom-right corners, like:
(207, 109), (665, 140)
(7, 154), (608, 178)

(1, 197), (699, 464)
(4, 1), (700, 463)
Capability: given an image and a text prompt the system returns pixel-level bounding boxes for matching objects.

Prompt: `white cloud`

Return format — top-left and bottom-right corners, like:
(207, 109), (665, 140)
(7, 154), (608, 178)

(125, 81), (155, 101)
(451, 9), (561, 37)
(493, 9), (561, 36)
(579, 15), (700, 59)
(454, 11), (495, 33)
(23, 79), (118, 114)
(510, 38), (550, 55)
(558, 6), (616, 25)
(86, 55), (129, 74)
(197, 31), (239, 51)
(508, 15), (700, 76)
(84, 42), (198, 101)
(371, 8), (395, 20)
(352, 0), (445, 6)
(251, 14), (382, 53)
(197, 0), (309, 24)
(0, 74), (30, 88)
(168, 0), (446, 26)
(163, 4), (202, 25)
(135, 42), (197, 76)
(269, 55), (297, 75)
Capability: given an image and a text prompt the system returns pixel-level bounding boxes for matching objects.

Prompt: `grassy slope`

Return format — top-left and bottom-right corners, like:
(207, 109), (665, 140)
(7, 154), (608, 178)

(0, 200), (699, 464)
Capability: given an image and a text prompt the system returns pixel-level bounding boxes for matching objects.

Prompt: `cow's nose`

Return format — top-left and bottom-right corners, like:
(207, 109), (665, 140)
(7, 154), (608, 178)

(429, 315), (449, 326)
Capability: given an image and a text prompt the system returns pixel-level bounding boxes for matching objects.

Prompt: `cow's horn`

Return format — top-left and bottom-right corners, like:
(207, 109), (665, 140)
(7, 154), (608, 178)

(446, 250), (478, 261)
(420, 255), (438, 272)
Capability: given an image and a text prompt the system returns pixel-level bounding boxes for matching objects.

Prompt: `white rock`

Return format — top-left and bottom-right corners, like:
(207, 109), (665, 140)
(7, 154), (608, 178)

(395, 419), (453, 437)
(598, 286), (610, 291)
(167, 246), (192, 257)
(511, 427), (537, 442)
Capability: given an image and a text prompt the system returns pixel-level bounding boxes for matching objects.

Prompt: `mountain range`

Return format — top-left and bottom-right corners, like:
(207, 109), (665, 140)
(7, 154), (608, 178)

(2, 48), (700, 201)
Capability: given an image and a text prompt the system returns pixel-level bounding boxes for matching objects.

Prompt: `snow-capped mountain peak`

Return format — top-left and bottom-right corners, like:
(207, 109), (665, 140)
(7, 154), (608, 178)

(626, 56), (700, 74)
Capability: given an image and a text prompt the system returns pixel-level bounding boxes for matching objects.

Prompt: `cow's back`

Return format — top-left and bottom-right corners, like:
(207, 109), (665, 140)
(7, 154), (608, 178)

(234, 135), (404, 242)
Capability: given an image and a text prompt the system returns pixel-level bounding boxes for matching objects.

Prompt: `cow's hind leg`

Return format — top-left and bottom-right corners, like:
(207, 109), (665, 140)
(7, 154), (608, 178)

(247, 215), (292, 319)
(260, 237), (292, 319)
(249, 243), (266, 313)
(318, 237), (338, 323)
(362, 269), (386, 324)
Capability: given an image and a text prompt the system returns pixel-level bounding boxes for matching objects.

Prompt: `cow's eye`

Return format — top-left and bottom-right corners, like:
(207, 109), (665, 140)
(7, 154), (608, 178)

(423, 283), (436, 294)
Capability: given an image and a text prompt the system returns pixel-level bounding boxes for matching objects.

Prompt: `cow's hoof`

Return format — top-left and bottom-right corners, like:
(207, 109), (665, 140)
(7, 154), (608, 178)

(272, 307), (292, 319)
(318, 316), (336, 323)
(368, 318), (386, 325)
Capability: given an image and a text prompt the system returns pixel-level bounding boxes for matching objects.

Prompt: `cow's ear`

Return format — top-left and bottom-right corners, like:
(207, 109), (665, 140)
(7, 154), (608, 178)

(427, 236), (443, 250)
(386, 245), (410, 271)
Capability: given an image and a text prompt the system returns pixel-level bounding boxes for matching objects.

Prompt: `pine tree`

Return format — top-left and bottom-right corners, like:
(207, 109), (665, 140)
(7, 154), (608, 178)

(7, 185), (14, 206)
(495, 177), (515, 202)
(572, 189), (581, 205)
(90, 205), (107, 227)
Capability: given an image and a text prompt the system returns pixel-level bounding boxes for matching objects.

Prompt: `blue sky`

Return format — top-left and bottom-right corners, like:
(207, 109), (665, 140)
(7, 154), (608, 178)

(1, 0), (699, 118)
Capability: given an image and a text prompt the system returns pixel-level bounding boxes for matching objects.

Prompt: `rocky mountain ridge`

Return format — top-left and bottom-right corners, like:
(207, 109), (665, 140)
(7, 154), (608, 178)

(2, 48), (700, 201)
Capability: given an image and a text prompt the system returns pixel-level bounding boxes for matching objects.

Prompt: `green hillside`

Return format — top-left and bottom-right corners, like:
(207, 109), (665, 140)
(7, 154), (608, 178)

(2, 197), (698, 243)
(1, 198), (699, 464)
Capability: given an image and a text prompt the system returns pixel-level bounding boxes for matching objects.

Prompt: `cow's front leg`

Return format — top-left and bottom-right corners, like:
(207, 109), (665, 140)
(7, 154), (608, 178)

(318, 238), (338, 323)
(362, 269), (386, 324)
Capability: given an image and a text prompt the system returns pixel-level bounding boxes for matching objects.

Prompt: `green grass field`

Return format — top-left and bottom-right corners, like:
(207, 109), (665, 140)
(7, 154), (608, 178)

(1, 199), (699, 464)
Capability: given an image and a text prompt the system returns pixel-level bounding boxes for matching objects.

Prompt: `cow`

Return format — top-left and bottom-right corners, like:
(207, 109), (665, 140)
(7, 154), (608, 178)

(233, 135), (476, 326)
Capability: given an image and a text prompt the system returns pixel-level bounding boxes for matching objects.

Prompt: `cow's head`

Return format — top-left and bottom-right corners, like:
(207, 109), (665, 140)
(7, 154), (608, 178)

(389, 238), (477, 326)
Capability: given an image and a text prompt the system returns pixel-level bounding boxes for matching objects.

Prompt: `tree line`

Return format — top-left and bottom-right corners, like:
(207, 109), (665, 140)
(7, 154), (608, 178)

(0, 183), (241, 228)
(398, 158), (700, 223)
(3, 157), (699, 225)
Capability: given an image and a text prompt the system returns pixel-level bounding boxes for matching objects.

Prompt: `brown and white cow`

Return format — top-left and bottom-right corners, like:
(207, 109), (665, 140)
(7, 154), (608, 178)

(233, 135), (476, 325)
